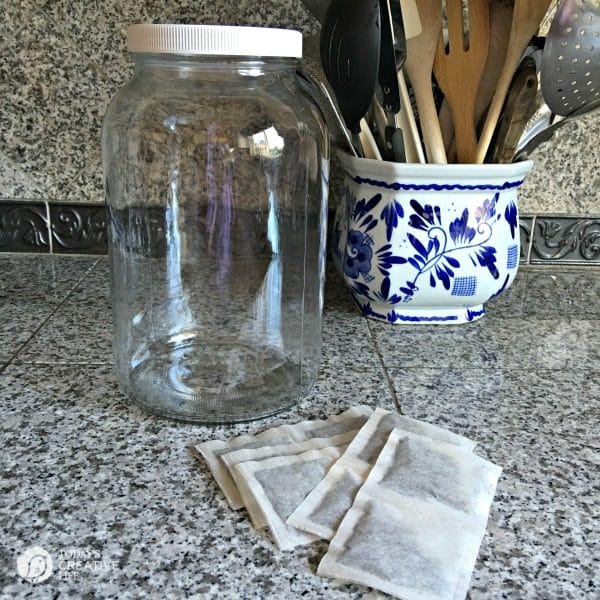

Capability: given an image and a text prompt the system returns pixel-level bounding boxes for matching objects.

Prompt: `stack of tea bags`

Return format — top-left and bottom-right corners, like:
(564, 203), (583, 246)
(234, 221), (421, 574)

(195, 406), (502, 600)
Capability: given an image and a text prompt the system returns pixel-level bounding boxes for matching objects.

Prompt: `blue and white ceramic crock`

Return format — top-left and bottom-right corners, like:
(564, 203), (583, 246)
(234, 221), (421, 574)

(332, 152), (534, 325)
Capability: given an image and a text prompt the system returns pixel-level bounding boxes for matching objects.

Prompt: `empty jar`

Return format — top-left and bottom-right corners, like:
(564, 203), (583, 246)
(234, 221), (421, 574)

(102, 25), (329, 423)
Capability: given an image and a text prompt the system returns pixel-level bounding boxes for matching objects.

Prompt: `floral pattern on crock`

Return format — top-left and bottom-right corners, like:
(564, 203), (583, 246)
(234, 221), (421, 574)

(343, 229), (374, 280)
(339, 190), (511, 306)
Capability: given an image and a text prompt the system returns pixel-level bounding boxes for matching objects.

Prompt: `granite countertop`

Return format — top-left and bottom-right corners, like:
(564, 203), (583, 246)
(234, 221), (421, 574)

(0, 254), (598, 599)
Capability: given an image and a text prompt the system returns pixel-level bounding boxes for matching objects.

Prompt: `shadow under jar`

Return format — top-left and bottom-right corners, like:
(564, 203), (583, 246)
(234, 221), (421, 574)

(102, 25), (329, 423)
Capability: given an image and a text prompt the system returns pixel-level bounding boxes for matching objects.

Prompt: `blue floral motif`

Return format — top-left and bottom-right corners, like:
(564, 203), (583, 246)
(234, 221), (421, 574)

(344, 229), (374, 279)
(340, 189), (508, 310)
(373, 243), (407, 303)
(394, 196), (501, 302)
(449, 209), (476, 244)
(472, 245), (499, 279)
(352, 193), (382, 233)
(504, 200), (518, 239)
(350, 280), (374, 299)
(380, 200), (404, 242)
(408, 199), (442, 231)
(476, 192), (499, 223)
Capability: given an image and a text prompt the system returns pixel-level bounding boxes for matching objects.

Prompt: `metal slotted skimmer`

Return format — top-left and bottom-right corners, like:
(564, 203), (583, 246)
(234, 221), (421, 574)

(541, 0), (600, 116)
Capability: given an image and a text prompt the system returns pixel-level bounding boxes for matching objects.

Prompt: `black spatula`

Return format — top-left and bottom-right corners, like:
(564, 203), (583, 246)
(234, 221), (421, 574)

(320, 0), (381, 135)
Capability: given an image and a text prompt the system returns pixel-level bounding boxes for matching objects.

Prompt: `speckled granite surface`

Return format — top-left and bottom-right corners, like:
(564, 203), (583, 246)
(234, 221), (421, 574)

(0, 0), (597, 215)
(1, 255), (599, 598)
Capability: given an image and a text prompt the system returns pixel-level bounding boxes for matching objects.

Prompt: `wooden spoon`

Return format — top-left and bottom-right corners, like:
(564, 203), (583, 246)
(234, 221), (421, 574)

(433, 0), (490, 163)
(474, 0), (553, 162)
(404, 0), (447, 163)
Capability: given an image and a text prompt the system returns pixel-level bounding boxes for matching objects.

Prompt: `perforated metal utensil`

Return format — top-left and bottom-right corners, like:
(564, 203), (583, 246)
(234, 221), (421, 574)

(540, 0), (600, 116)
(514, 97), (600, 158)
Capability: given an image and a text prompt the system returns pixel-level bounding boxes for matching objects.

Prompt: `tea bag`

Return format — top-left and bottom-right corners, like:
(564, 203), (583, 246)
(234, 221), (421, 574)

(317, 428), (502, 600)
(222, 432), (356, 529)
(196, 405), (372, 509)
(232, 446), (345, 551)
(287, 407), (477, 539)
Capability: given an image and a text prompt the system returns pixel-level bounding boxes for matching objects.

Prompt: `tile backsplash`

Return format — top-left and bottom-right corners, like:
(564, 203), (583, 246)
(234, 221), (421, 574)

(0, 0), (598, 216)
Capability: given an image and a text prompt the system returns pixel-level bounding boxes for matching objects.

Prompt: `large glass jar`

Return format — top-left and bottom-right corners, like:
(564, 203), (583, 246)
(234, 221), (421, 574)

(102, 25), (329, 423)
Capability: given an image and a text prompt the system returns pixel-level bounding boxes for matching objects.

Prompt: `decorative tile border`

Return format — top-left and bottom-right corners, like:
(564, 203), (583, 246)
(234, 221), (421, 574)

(1, 201), (600, 266)
(519, 216), (534, 263)
(0, 202), (50, 252)
(49, 204), (107, 254)
(0, 202), (108, 254)
(530, 216), (600, 264)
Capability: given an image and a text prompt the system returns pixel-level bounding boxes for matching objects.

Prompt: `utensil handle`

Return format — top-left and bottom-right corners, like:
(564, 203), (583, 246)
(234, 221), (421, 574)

(379, 0), (402, 113)
(359, 118), (383, 160)
(400, 0), (423, 38)
(412, 78), (447, 163)
(396, 69), (426, 162)
(475, 59), (518, 163)
(491, 59), (539, 163)
(514, 98), (600, 159)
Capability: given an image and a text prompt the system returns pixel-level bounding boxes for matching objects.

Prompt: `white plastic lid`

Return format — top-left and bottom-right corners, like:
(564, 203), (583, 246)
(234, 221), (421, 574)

(127, 24), (302, 58)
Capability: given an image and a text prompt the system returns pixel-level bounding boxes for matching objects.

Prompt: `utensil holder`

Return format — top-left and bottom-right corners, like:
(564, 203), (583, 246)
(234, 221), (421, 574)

(332, 151), (534, 324)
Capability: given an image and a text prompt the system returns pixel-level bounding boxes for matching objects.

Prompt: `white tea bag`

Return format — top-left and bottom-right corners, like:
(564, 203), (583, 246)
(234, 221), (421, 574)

(222, 431), (357, 529)
(317, 428), (502, 600)
(195, 405), (372, 509)
(232, 446), (345, 551)
(288, 407), (476, 539)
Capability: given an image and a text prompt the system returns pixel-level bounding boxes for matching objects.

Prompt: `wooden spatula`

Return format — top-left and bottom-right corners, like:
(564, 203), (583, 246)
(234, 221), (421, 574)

(475, 0), (553, 162)
(438, 0), (514, 160)
(404, 0), (447, 163)
(433, 0), (490, 163)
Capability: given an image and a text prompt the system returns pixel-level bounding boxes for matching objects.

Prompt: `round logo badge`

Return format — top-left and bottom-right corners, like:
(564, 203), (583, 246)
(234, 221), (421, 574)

(16, 546), (53, 583)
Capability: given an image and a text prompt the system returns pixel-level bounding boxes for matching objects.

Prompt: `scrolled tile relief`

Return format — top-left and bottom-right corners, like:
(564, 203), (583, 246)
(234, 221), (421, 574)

(531, 217), (600, 264)
(0, 202), (49, 252)
(50, 205), (108, 254)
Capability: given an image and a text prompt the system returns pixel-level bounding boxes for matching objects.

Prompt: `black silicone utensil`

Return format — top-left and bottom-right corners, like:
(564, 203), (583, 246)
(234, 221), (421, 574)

(320, 0), (381, 135)
(390, 0), (408, 68)
(378, 0), (401, 113)
(379, 0), (409, 161)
